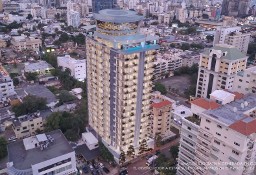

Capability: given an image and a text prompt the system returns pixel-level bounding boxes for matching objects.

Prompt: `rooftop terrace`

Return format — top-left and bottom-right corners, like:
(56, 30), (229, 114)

(8, 130), (73, 170)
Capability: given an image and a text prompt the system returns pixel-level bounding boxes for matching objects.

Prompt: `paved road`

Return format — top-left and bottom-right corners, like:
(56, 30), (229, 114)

(120, 138), (180, 175)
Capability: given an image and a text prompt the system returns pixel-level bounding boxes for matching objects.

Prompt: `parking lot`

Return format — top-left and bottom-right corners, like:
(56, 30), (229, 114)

(75, 155), (118, 175)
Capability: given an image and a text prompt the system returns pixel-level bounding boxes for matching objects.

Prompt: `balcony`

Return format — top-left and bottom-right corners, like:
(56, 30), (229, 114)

(186, 116), (201, 126)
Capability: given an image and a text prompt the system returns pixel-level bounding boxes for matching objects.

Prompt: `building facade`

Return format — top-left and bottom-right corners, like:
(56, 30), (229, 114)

(12, 113), (44, 139)
(233, 66), (256, 94)
(11, 35), (42, 51)
(92, 0), (114, 13)
(224, 31), (250, 54)
(86, 9), (159, 160)
(57, 55), (86, 81)
(177, 92), (256, 175)
(196, 44), (247, 98)
(0, 64), (15, 101)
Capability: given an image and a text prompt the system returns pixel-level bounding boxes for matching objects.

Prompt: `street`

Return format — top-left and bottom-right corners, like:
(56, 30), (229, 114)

(122, 137), (180, 175)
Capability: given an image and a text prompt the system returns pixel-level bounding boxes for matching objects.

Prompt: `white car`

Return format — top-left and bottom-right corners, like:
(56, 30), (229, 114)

(8, 136), (16, 141)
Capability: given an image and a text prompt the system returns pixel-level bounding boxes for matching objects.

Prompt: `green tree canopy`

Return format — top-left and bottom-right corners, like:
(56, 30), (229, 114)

(180, 43), (190, 51)
(13, 77), (19, 86)
(12, 95), (47, 116)
(59, 32), (69, 43)
(169, 145), (179, 159)
(153, 82), (167, 95)
(0, 137), (7, 160)
(26, 14), (33, 20)
(119, 150), (126, 165)
(24, 72), (38, 81)
(58, 90), (77, 104)
(99, 142), (115, 162)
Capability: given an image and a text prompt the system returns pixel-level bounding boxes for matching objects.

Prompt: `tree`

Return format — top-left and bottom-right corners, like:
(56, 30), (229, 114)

(13, 77), (19, 86)
(26, 14), (33, 20)
(126, 145), (135, 158)
(153, 82), (167, 94)
(72, 33), (85, 45)
(186, 26), (197, 34)
(58, 90), (77, 104)
(138, 139), (148, 154)
(24, 72), (38, 81)
(119, 150), (126, 165)
(99, 142), (115, 162)
(169, 145), (179, 159)
(45, 112), (61, 131)
(180, 43), (190, 51)
(202, 14), (209, 19)
(155, 133), (162, 147)
(0, 137), (7, 160)
(59, 32), (69, 43)
(12, 95), (47, 116)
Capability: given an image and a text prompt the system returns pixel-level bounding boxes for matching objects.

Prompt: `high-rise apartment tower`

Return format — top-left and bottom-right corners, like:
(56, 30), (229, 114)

(86, 9), (159, 160)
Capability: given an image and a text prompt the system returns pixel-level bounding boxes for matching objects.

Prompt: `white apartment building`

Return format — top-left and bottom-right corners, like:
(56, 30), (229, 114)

(57, 55), (86, 81)
(154, 49), (182, 80)
(171, 105), (194, 130)
(233, 66), (256, 94)
(11, 35), (42, 51)
(196, 44), (247, 98)
(177, 90), (256, 175)
(7, 130), (77, 175)
(24, 60), (54, 75)
(67, 1), (80, 28)
(0, 65), (15, 101)
(213, 26), (241, 45)
(224, 31), (251, 54)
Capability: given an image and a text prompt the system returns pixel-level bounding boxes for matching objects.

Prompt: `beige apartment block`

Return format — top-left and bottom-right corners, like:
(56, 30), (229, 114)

(86, 9), (159, 160)
(196, 44), (247, 98)
(11, 35), (42, 51)
(177, 90), (256, 175)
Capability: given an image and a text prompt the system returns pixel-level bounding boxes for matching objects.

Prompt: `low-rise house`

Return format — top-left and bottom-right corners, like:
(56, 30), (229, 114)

(24, 61), (54, 75)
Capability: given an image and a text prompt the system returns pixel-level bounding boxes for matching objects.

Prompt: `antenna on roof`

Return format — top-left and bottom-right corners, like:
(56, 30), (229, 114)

(233, 107), (237, 113)
(241, 103), (245, 109)
(244, 101), (248, 107)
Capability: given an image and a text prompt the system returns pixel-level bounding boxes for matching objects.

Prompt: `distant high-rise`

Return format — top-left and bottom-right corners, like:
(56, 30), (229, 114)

(86, 9), (159, 160)
(92, 0), (114, 13)
(221, 0), (250, 16)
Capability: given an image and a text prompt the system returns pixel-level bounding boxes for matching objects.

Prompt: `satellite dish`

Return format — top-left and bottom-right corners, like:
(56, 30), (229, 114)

(241, 103), (245, 109)
(244, 101), (248, 107)
(233, 107), (237, 112)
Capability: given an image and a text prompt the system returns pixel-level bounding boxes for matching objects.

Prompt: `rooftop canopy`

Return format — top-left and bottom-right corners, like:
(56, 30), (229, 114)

(94, 9), (144, 23)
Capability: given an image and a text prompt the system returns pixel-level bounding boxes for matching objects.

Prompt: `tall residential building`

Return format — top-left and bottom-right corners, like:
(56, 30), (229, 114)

(57, 55), (86, 81)
(177, 90), (256, 175)
(213, 26), (241, 45)
(92, 0), (114, 13)
(196, 44), (247, 98)
(150, 92), (174, 140)
(233, 66), (256, 94)
(224, 31), (251, 54)
(86, 9), (159, 160)
(67, 1), (80, 27)
(214, 25), (250, 54)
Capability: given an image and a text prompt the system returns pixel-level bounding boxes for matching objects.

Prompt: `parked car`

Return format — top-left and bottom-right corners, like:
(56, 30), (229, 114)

(119, 170), (128, 175)
(102, 167), (110, 174)
(89, 164), (94, 171)
(99, 163), (104, 169)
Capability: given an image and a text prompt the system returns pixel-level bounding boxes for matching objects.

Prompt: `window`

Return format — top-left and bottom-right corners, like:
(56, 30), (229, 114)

(188, 135), (192, 138)
(205, 127), (210, 130)
(206, 119), (211, 123)
(214, 140), (220, 145)
(217, 125), (222, 129)
(216, 132), (221, 136)
(234, 142), (240, 146)
(187, 126), (191, 130)
(232, 150), (239, 155)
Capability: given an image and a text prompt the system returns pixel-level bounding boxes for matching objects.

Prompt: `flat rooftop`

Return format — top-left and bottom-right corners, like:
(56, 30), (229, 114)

(204, 94), (256, 125)
(25, 85), (57, 104)
(8, 130), (73, 170)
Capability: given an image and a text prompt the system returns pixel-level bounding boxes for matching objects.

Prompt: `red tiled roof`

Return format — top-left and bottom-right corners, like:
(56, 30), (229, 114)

(151, 100), (171, 108)
(229, 117), (256, 136)
(191, 98), (220, 110)
(223, 90), (244, 100)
